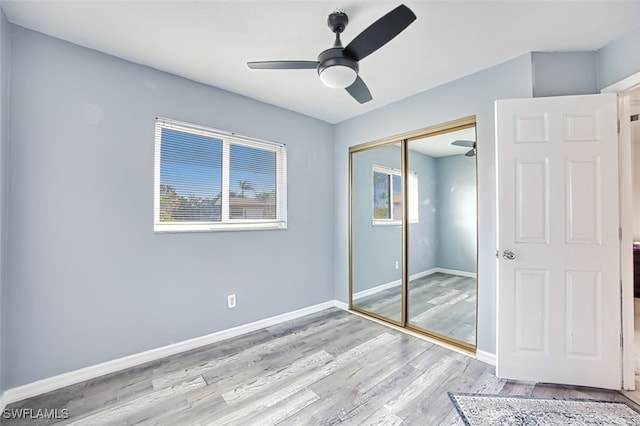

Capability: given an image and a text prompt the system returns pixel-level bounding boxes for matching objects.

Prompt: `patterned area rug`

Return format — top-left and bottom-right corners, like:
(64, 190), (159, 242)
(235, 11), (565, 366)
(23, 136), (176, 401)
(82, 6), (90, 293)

(449, 393), (640, 425)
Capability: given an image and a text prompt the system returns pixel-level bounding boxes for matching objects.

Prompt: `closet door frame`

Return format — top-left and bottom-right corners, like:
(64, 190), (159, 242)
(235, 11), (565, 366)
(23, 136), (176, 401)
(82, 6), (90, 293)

(349, 115), (478, 353)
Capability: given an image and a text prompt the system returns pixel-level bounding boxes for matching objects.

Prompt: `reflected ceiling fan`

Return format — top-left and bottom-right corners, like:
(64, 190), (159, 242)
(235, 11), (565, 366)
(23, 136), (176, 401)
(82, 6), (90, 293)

(452, 140), (477, 157)
(247, 4), (416, 104)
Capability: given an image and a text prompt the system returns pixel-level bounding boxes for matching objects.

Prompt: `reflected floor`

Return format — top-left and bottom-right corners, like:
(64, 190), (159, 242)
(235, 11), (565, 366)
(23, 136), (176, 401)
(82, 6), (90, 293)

(353, 272), (476, 346)
(635, 298), (640, 384)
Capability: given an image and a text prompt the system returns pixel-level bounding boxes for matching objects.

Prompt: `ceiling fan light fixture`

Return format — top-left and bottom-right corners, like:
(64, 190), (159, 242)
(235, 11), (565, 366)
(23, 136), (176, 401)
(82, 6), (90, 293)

(319, 64), (357, 89)
(247, 4), (416, 103)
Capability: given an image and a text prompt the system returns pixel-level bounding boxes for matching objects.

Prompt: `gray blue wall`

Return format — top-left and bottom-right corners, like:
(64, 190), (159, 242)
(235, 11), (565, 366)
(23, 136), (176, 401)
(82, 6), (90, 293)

(334, 53), (534, 356)
(5, 26), (334, 388)
(597, 25), (640, 89)
(0, 8), (10, 394)
(435, 154), (477, 273)
(532, 52), (598, 97)
(408, 149), (439, 275)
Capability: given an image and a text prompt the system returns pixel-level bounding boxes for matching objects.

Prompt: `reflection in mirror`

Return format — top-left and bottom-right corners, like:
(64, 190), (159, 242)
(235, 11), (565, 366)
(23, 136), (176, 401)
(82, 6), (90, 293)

(351, 143), (403, 324)
(407, 126), (477, 346)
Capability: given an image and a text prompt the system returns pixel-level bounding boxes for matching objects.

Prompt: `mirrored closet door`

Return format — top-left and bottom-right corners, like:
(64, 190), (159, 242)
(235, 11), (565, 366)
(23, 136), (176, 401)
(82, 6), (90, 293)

(406, 126), (477, 348)
(349, 118), (478, 351)
(351, 143), (403, 325)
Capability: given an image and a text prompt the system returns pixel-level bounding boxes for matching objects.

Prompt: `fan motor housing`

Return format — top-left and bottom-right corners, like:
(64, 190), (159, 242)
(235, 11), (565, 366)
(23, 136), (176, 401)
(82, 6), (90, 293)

(317, 48), (359, 76)
(327, 11), (349, 34)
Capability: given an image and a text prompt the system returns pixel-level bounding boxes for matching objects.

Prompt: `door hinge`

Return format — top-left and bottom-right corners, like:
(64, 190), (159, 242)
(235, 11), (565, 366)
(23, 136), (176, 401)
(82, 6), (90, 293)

(619, 227), (623, 241)
(496, 250), (499, 259)
(617, 119), (621, 134)
(621, 333), (624, 348)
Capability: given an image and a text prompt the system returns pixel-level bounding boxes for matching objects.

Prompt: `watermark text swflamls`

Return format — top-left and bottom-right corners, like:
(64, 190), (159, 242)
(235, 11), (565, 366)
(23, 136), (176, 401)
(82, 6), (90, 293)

(3, 408), (70, 420)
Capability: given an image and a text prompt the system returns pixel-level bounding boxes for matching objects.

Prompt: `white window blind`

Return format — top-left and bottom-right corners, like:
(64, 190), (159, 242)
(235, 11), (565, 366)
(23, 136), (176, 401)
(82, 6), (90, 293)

(154, 118), (287, 232)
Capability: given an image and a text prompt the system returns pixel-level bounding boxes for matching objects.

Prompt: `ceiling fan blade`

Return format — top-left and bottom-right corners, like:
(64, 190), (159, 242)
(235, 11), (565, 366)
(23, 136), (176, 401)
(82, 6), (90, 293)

(465, 149), (476, 157)
(346, 76), (372, 104)
(451, 139), (475, 148)
(343, 4), (416, 61)
(247, 61), (319, 70)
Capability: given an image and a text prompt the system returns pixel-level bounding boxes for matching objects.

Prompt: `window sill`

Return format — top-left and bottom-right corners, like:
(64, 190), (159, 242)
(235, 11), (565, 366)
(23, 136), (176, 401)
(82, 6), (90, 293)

(154, 221), (287, 233)
(372, 220), (419, 226)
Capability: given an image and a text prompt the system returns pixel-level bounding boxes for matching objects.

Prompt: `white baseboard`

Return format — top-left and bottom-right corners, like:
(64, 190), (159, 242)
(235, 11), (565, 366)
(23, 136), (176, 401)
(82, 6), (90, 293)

(407, 267), (477, 280)
(352, 267), (476, 300)
(333, 300), (349, 311)
(435, 267), (477, 279)
(410, 268), (438, 280)
(353, 279), (401, 300)
(0, 390), (6, 412)
(4, 300), (343, 405)
(352, 268), (436, 300)
(476, 349), (496, 366)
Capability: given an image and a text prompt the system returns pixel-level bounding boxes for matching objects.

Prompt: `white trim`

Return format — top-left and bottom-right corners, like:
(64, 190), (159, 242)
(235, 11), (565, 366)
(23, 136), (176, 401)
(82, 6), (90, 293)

(0, 391), (6, 412)
(619, 92), (636, 390)
(221, 140), (230, 221)
(353, 279), (402, 300)
(433, 267), (477, 279)
(410, 268), (438, 280)
(352, 267), (476, 300)
(476, 349), (497, 366)
(602, 73), (640, 94)
(604, 70), (640, 391)
(371, 221), (403, 226)
(154, 221), (286, 233)
(3, 300), (338, 405)
(333, 300), (349, 311)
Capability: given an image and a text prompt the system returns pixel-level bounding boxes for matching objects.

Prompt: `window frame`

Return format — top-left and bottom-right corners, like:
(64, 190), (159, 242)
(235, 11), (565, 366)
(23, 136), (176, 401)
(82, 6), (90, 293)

(371, 165), (418, 225)
(154, 117), (287, 233)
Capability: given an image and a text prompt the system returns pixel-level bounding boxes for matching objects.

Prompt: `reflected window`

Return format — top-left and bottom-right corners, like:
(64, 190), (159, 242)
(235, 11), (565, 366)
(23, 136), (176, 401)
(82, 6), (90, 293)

(372, 166), (418, 224)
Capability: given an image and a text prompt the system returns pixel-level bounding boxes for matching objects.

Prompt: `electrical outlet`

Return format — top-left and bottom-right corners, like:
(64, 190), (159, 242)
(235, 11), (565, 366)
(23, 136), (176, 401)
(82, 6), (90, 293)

(227, 294), (237, 308)
(394, 261), (399, 270)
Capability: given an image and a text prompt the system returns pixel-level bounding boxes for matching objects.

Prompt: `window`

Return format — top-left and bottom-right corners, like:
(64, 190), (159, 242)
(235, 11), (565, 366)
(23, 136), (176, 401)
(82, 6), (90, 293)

(372, 166), (418, 224)
(154, 118), (287, 232)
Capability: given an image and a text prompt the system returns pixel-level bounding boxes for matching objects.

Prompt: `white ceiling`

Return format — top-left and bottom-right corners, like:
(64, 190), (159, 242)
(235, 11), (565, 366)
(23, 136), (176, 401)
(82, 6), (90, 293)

(410, 127), (476, 157)
(3, 1), (640, 124)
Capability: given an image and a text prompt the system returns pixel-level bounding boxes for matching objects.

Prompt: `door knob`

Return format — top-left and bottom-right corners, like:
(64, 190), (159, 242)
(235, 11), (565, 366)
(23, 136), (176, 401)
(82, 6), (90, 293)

(502, 250), (516, 260)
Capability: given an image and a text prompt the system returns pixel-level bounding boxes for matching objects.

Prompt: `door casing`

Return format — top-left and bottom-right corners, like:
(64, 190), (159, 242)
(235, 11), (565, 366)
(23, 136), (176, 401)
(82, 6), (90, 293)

(603, 72), (640, 390)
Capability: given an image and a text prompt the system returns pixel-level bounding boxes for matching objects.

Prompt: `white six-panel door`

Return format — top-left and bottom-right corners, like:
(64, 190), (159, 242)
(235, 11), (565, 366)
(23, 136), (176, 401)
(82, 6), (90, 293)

(496, 94), (621, 389)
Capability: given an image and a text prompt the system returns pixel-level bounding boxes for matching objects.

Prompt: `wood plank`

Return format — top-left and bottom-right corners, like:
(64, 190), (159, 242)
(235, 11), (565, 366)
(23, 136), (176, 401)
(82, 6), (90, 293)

(64, 376), (206, 425)
(4, 308), (638, 426)
(221, 350), (333, 405)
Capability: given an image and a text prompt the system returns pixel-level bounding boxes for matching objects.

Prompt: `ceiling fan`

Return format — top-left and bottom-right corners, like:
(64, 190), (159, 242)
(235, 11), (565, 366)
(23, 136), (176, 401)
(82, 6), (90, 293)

(451, 140), (477, 157)
(247, 4), (416, 104)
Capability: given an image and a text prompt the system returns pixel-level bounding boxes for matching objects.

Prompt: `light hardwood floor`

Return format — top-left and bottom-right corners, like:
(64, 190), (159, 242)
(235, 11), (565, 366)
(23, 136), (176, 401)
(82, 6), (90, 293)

(5, 308), (637, 425)
(353, 272), (476, 345)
